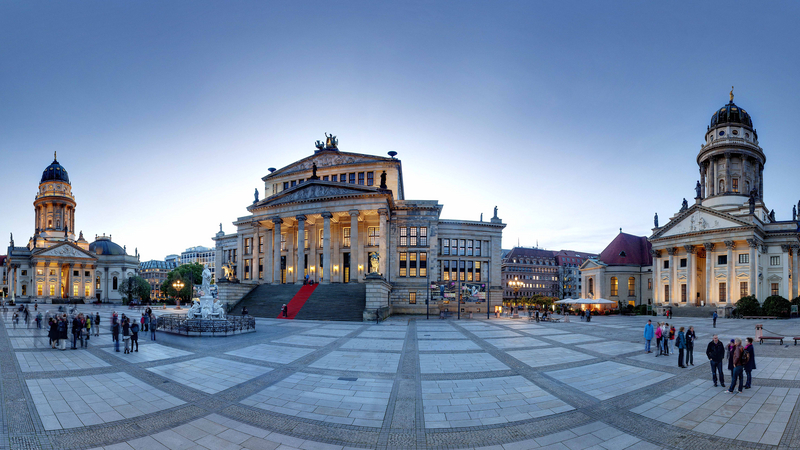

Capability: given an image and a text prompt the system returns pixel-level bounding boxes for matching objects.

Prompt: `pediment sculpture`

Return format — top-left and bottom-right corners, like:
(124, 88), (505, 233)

(40, 245), (92, 259)
(271, 184), (378, 205)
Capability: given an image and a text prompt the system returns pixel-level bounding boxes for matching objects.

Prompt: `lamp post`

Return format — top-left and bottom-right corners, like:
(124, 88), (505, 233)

(172, 279), (184, 308)
(509, 278), (523, 318)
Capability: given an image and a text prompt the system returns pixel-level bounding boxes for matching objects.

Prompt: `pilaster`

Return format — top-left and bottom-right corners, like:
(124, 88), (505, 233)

(725, 240), (735, 303)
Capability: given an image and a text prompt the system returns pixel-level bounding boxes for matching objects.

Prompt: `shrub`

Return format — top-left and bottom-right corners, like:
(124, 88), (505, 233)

(735, 295), (761, 316)
(792, 296), (800, 307)
(634, 304), (648, 315)
(762, 295), (791, 317)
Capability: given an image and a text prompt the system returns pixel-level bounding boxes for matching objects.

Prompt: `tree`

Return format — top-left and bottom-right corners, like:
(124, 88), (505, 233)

(735, 295), (761, 316)
(161, 263), (204, 303)
(119, 275), (150, 304)
(762, 295), (791, 317)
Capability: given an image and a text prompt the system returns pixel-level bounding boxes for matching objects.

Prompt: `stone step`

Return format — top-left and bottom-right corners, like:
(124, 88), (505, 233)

(232, 283), (366, 321)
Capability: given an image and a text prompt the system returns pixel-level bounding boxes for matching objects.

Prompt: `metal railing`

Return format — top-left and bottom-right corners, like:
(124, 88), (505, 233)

(156, 314), (255, 336)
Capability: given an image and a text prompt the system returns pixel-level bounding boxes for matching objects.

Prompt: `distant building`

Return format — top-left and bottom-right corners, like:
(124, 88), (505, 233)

(139, 259), (178, 300)
(180, 246), (216, 277)
(501, 247), (559, 300)
(165, 254), (180, 266)
(554, 250), (597, 298)
(580, 232), (653, 306)
(0, 255), (7, 299)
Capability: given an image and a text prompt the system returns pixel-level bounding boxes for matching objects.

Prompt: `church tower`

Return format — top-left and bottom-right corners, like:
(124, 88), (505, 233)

(34, 152), (77, 246)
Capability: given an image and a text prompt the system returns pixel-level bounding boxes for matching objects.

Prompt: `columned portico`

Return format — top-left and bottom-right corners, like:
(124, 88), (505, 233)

(349, 210), (360, 281)
(704, 243), (714, 304)
(667, 247), (676, 303)
(296, 215), (306, 284)
(747, 239), (758, 297)
(793, 244), (800, 299)
(684, 245), (695, 305)
(272, 217), (283, 284)
(781, 245), (791, 298)
(321, 212), (332, 284)
(725, 241), (734, 303)
(378, 208), (388, 276)
(651, 250), (660, 304)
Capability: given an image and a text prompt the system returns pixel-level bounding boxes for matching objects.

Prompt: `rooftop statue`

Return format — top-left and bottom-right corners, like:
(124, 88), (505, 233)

(325, 132), (338, 149)
(793, 205), (797, 222)
(254, 188), (259, 203)
(730, 86), (734, 102)
(695, 180), (701, 199)
(680, 198), (688, 212)
(654, 212), (659, 228)
(769, 209), (776, 222)
(748, 189), (756, 215)
(379, 170), (387, 189)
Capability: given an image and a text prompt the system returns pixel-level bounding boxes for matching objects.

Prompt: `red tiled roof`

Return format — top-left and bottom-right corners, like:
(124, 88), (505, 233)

(0, 255), (6, 265)
(597, 233), (652, 266)
(504, 247), (555, 262)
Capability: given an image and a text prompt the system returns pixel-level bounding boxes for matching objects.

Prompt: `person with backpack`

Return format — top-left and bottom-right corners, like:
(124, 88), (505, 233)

(130, 319), (139, 352)
(706, 335), (726, 387)
(676, 327), (687, 368)
(727, 338), (746, 393)
(744, 337), (756, 389)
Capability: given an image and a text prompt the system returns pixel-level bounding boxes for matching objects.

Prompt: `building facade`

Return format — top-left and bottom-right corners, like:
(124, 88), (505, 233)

(213, 135), (505, 316)
(554, 250), (597, 298)
(4, 155), (140, 303)
(501, 248), (560, 300)
(180, 246), (216, 277)
(649, 92), (800, 307)
(580, 232), (653, 306)
(139, 259), (178, 300)
(0, 255), (7, 299)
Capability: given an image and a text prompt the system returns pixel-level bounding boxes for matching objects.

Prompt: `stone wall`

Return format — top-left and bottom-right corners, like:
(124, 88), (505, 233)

(216, 282), (257, 310)
(363, 274), (391, 321)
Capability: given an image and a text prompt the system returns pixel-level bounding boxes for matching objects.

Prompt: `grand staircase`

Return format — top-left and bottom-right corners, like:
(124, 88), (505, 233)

(233, 283), (367, 321)
(669, 305), (718, 318)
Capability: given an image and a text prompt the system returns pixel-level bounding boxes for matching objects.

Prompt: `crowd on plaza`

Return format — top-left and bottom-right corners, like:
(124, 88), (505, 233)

(643, 318), (757, 394)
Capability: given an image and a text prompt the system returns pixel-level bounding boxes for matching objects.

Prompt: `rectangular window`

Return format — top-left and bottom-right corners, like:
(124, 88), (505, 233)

(740, 282), (748, 298)
(21, 285), (27, 296)
(451, 240), (457, 256)
(49, 269), (55, 276)
(38, 284), (43, 296)
(73, 284), (78, 297)
(420, 227), (427, 246)
(681, 284), (687, 302)
(258, 258), (264, 276)
(367, 171), (374, 186)
(368, 227), (379, 246)
(409, 252), (417, 277)
(283, 182), (289, 191)
(771, 283), (779, 296)
(400, 227), (408, 246)
(459, 239), (466, 256)
(410, 227), (417, 246)
(420, 252), (427, 277)
(258, 236), (264, 254)
(680, 258), (687, 268)
(648, 278), (652, 290)
(340, 173), (346, 182)
(664, 285), (670, 302)
(358, 172), (364, 185)
(719, 282), (727, 302)
(738, 254), (748, 264)
(73, 270), (79, 277)
(732, 178), (739, 193)
(349, 173), (355, 184)
(343, 227), (351, 247)
(331, 174), (337, 182)
(243, 259), (251, 280)
(475, 261), (481, 281)
(37, 268), (43, 275)
(399, 252), (407, 277)
(323, 175), (328, 181)
(717, 255), (727, 265)
(409, 292), (416, 304)
(663, 260), (669, 269)
(50, 285), (55, 296)
(280, 233), (286, 251)
(291, 180), (296, 187)
(244, 238), (252, 255)
(467, 240), (473, 256)
(467, 261), (473, 281)
(460, 260), (466, 281)
(770, 256), (780, 266)
(85, 286), (90, 297)
(442, 239), (450, 255)
(442, 260), (450, 281)
(474, 240), (480, 256)
(628, 278), (636, 296)
(304, 230), (309, 249)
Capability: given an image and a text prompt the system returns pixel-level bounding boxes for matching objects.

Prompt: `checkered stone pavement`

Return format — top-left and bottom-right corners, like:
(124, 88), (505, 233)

(546, 361), (673, 400)
(16, 350), (110, 372)
(147, 356), (272, 394)
(226, 343), (315, 364)
(310, 350), (401, 373)
(419, 352), (509, 374)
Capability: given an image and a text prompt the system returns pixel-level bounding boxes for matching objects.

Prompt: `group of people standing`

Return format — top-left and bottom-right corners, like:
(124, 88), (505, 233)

(111, 308), (157, 354)
(47, 311), (99, 350)
(643, 320), (696, 367)
(706, 335), (756, 393)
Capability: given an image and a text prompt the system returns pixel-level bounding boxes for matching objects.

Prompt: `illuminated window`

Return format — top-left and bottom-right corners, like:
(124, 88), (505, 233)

(409, 292), (416, 304)
(740, 282), (748, 298)
(96, 276), (100, 289)
(49, 269), (55, 276)
(475, 261), (481, 281)
(244, 259), (251, 280)
(732, 178), (739, 193)
(304, 231), (309, 249)
(38, 284), (43, 296)
(442, 260), (450, 281)
(420, 252), (427, 277)
(610, 277), (618, 296)
(21, 285), (27, 296)
(400, 227), (408, 246)
(648, 278), (652, 290)
(37, 268), (43, 275)
(628, 277), (635, 296)
(50, 285), (55, 296)
(368, 227), (379, 246)
(399, 252), (407, 277)
(85, 285), (90, 297)
(771, 283), (779, 296)
(281, 233), (287, 251)
(664, 285), (670, 302)
(467, 261), (473, 281)
(73, 285), (79, 296)
(719, 282), (727, 301)
(409, 252), (417, 277)
(343, 227), (351, 247)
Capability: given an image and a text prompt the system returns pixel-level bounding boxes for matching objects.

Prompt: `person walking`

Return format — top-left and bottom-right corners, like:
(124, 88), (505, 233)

(149, 313), (157, 340)
(143, 312), (150, 332)
(122, 318), (131, 354)
(712, 311), (718, 328)
(79, 315), (88, 349)
(744, 337), (756, 389)
(655, 322), (663, 357)
(727, 338), (746, 393)
(706, 335), (726, 387)
(112, 317), (120, 352)
(35, 312), (42, 329)
(94, 312), (101, 337)
(71, 314), (81, 349)
(48, 317), (58, 349)
(130, 319), (139, 352)
(676, 327), (687, 368)
(668, 324), (676, 355)
(643, 320), (654, 353)
(726, 338), (736, 385)
(686, 326), (696, 366)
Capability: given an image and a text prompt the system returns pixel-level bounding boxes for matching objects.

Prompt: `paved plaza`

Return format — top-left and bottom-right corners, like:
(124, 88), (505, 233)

(2, 307), (800, 449)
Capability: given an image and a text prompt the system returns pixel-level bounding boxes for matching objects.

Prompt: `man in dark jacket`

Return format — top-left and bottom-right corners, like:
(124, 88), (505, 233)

(71, 316), (82, 349)
(744, 337), (756, 389)
(706, 335), (726, 388)
(728, 338), (745, 393)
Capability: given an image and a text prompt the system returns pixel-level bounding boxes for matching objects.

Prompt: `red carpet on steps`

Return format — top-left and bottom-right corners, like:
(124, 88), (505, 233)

(279, 284), (318, 319)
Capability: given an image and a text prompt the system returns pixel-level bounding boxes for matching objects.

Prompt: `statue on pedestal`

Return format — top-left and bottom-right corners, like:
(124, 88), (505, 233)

(654, 213), (659, 228)
(695, 180), (702, 199)
(680, 198), (688, 212)
(254, 188), (259, 203)
(379, 170), (387, 189)
(748, 189), (756, 214)
(793, 205), (796, 222)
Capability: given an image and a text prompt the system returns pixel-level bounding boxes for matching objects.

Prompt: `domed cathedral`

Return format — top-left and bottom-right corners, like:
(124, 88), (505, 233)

(649, 89), (800, 313)
(5, 154), (140, 304)
(213, 134), (505, 320)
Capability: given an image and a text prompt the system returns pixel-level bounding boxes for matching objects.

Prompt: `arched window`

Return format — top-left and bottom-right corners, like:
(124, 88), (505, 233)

(628, 277), (636, 296)
(588, 278), (594, 295)
(112, 276), (118, 290)
(610, 277), (619, 296)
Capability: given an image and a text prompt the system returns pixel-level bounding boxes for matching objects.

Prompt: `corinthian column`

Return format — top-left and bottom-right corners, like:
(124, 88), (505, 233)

(684, 245), (695, 305)
(378, 208), (388, 276)
(349, 210), (360, 281)
(651, 249), (661, 305)
(725, 240), (735, 303)
(322, 212), (333, 284)
(272, 217), (283, 284)
(667, 247), (676, 303)
(296, 215), (306, 284)
(747, 239), (758, 297)
(704, 243), (714, 304)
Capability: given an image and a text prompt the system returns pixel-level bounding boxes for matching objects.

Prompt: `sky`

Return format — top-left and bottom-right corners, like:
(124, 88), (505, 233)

(2, 1), (799, 260)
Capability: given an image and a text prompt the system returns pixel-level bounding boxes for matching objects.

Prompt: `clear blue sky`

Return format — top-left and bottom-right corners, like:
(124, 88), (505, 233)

(2, 1), (799, 260)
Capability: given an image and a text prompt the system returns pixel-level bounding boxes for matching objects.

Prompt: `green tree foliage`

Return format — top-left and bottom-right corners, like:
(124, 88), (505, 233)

(791, 296), (800, 307)
(160, 263), (204, 303)
(735, 295), (761, 316)
(762, 295), (791, 317)
(119, 275), (150, 304)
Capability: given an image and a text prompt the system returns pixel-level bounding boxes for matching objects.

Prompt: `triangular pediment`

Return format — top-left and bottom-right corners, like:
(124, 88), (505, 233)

(652, 205), (751, 239)
(34, 242), (96, 259)
(263, 151), (394, 180)
(253, 180), (389, 209)
(580, 259), (606, 270)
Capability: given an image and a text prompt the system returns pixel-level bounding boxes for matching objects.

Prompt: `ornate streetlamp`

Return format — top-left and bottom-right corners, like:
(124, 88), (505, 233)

(172, 279), (184, 308)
